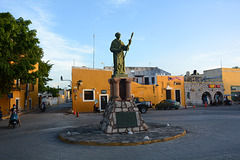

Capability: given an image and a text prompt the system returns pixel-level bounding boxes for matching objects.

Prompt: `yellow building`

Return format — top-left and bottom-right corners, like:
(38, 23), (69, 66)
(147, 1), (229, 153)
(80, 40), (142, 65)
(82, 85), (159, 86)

(0, 64), (39, 115)
(72, 67), (185, 112)
(204, 68), (240, 101)
(72, 67), (112, 112)
(132, 75), (185, 106)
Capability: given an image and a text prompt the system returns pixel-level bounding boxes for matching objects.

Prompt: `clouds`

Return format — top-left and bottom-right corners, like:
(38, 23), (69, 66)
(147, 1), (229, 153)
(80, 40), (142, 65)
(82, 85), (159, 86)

(107, 0), (129, 7)
(1, 0), (93, 88)
(1, 0), (240, 88)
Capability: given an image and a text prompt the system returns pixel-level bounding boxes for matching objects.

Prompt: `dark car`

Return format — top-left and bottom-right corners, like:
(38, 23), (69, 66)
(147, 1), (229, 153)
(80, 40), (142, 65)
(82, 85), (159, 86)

(133, 97), (152, 114)
(155, 100), (181, 110)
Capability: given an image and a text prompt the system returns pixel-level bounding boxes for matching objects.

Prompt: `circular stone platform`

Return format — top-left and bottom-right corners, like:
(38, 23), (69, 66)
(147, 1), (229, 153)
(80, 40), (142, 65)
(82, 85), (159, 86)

(58, 123), (186, 146)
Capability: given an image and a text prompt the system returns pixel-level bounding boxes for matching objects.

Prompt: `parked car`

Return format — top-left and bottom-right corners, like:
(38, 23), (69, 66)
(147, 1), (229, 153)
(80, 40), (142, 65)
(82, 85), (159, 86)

(155, 100), (181, 110)
(134, 97), (152, 114)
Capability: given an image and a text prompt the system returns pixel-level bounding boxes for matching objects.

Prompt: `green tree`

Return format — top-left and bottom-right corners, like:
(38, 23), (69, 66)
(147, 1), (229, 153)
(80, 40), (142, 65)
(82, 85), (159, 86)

(46, 86), (60, 97)
(0, 12), (52, 96)
(38, 60), (53, 93)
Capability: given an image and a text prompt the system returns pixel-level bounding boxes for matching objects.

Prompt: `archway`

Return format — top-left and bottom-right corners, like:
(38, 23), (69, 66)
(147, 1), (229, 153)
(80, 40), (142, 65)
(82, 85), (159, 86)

(214, 92), (223, 104)
(202, 92), (211, 104)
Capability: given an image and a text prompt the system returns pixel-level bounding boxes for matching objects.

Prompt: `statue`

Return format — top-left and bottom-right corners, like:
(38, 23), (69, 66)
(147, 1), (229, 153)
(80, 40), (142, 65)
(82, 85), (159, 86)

(110, 32), (133, 77)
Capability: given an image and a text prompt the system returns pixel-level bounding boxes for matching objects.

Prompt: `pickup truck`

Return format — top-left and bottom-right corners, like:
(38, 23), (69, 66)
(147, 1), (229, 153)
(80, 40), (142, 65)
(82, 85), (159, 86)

(133, 97), (152, 114)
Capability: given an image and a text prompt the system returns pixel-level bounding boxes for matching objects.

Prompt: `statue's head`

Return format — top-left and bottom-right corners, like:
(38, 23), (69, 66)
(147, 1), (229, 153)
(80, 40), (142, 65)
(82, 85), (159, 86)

(115, 32), (121, 39)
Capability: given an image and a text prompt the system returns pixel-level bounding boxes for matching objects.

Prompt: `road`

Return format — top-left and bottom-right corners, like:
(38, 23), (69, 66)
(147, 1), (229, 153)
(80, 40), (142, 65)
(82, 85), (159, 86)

(0, 103), (240, 160)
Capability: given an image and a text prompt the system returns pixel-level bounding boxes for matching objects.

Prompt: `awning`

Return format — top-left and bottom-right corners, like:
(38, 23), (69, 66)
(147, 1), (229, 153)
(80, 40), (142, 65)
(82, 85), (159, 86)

(165, 85), (173, 90)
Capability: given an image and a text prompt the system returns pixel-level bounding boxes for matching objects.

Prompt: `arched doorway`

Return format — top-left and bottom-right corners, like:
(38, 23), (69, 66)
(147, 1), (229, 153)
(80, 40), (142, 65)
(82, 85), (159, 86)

(214, 92), (223, 105)
(202, 92), (211, 104)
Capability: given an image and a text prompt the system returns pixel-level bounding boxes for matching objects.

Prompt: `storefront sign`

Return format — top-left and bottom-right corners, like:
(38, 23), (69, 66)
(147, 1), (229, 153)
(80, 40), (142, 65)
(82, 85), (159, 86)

(231, 86), (240, 91)
(168, 77), (183, 81)
(208, 85), (221, 88)
(101, 90), (107, 94)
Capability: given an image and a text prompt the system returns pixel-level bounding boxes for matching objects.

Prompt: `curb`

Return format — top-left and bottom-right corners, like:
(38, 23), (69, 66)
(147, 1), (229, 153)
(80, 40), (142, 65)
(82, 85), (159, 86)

(58, 130), (187, 146)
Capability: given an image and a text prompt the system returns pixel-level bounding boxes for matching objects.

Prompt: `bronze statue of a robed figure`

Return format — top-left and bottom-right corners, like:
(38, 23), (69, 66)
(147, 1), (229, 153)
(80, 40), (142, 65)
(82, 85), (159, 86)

(110, 32), (133, 77)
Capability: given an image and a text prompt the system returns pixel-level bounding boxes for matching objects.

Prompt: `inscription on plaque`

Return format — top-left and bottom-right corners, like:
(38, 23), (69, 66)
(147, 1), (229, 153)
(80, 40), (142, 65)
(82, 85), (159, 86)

(116, 112), (138, 128)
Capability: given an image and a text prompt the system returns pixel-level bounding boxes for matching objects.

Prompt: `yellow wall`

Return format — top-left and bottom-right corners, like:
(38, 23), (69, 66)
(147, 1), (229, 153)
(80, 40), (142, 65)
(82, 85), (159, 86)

(132, 75), (185, 107)
(0, 95), (9, 115)
(222, 68), (240, 99)
(0, 63), (39, 115)
(157, 76), (185, 105)
(72, 67), (112, 112)
(72, 67), (185, 112)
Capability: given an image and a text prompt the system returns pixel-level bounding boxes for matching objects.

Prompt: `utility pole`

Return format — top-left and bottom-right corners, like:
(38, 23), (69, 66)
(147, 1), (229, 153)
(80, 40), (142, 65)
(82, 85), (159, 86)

(93, 34), (95, 69)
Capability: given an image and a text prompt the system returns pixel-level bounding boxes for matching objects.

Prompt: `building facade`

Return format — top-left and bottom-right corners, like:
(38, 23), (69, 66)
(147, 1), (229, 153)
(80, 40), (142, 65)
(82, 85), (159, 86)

(72, 67), (112, 112)
(203, 68), (240, 101)
(0, 64), (39, 115)
(72, 67), (185, 112)
(184, 82), (224, 105)
(104, 66), (171, 85)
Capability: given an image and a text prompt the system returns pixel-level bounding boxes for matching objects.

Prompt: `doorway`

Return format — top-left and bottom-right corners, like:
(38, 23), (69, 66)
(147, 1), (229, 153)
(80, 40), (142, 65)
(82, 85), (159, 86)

(166, 90), (171, 100)
(175, 90), (181, 103)
(15, 98), (20, 109)
(202, 92), (211, 104)
(100, 95), (108, 111)
(29, 98), (32, 110)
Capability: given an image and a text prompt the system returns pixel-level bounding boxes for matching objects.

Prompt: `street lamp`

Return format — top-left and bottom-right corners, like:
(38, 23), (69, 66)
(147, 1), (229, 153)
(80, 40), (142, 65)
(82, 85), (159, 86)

(77, 80), (83, 90)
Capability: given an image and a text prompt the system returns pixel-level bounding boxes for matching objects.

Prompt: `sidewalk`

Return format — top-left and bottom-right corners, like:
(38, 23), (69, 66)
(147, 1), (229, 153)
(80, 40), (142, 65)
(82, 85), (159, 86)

(1, 104), (58, 120)
(1, 108), (39, 120)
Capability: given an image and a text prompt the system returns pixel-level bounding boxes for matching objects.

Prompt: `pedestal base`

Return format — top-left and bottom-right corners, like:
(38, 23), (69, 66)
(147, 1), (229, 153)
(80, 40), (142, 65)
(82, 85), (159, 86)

(99, 100), (148, 134)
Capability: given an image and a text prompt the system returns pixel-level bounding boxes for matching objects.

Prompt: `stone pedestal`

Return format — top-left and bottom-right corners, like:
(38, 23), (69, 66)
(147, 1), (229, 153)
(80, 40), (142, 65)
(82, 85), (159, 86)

(99, 77), (148, 134)
(98, 101), (148, 134)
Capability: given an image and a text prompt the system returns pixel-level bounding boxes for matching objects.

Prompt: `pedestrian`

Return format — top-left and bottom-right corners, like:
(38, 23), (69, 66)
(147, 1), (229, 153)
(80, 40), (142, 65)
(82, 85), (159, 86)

(93, 104), (100, 113)
(0, 107), (2, 120)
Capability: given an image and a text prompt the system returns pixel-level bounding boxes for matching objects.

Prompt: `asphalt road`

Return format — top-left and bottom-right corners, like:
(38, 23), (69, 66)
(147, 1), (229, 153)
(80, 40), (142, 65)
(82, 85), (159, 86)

(0, 103), (240, 160)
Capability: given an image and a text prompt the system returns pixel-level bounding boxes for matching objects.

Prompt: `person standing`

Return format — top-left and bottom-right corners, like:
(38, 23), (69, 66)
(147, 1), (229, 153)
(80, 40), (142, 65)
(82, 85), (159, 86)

(0, 107), (2, 120)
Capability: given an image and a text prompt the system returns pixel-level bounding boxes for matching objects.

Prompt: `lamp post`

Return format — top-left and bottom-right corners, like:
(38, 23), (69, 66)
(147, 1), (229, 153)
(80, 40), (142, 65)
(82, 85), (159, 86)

(77, 80), (83, 90)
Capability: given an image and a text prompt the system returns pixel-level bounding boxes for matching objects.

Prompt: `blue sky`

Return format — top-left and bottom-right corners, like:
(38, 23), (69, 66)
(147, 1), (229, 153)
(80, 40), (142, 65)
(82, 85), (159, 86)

(1, 0), (240, 88)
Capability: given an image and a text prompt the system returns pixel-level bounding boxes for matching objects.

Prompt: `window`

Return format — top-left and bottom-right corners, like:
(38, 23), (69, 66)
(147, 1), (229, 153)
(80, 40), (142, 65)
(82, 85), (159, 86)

(187, 92), (190, 99)
(152, 77), (155, 84)
(83, 89), (95, 101)
(16, 79), (20, 88)
(145, 77), (149, 85)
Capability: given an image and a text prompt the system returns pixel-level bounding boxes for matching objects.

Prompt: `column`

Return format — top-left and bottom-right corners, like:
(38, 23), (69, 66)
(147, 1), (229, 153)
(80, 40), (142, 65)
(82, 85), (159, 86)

(113, 78), (121, 101)
(108, 79), (114, 101)
(126, 78), (133, 100)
